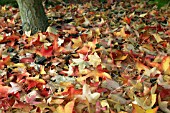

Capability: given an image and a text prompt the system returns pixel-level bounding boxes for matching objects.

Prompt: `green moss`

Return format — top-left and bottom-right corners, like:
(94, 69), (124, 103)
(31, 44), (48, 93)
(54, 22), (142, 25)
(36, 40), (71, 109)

(149, 0), (170, 9)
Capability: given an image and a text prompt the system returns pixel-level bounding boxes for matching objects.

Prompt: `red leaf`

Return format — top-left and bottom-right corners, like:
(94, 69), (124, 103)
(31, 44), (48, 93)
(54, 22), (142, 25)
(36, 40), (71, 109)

(13, 101), (33, 112)
(40, 88), (49, 97)
(26, 78), (46, 90)
(37, 45), (53, 58)
(20, 58), (34, 63)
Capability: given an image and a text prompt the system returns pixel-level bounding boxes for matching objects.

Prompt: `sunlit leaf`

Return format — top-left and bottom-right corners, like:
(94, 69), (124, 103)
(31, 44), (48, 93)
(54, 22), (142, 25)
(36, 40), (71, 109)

(75, 84), (100, 103)
(88, 52), (101, 67)
(153, 34), (163, 43)
(161, 56), (170, 75)
(64, 99), (75, 113)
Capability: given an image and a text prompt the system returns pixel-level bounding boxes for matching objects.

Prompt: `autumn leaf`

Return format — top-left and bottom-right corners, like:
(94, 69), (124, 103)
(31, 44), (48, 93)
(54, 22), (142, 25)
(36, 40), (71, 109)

(152, 34), (163, 43)
(132, 103), (158, 113)
(0, 85), (11, 98)
(133, 94), (157, 110)
(158, 94), (170, 113)
(64, 99), (75, 113)
(75, 84), (100, 103)
(36, 45), (53, 58)
(56, 105), (65, 113)
(88, 52), (101, 67)
(161, 56), (170, 75)
(71, 36), (83, 49)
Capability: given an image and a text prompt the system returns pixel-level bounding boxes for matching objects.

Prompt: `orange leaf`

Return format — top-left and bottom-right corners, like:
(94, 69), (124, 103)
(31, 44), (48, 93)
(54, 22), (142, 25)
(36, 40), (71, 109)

(77, 46), (89, 55)
(77, 70), (111, 83)
(0, 85), (11, 98)
(123, 16), (131, 24)
(132, 104), (145, 113)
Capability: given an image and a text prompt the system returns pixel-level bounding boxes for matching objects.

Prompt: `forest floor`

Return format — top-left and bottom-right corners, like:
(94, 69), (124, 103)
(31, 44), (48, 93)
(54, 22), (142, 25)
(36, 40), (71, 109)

(0, 0), (170, 112)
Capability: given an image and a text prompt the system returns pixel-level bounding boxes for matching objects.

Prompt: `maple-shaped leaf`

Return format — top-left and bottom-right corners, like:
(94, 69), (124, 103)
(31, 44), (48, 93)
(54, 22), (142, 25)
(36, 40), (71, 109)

(133, 94), (157, 110)
(114, 27), (130, 39)
(132, 104), (158, 113)
(36, 45), (53, 58)
(8, 82), (22, 94)
(71, 36), (83, 49)
(0, 35), (20, 43)
(72, 54), (89, 74)
(158, 94), (170, 113)
(47, 97), (64, 105)
(77, 46), (89, 55)
(25, 90), (42, 105)
(26, 77), (46, 90)
(77, 69), (111, 82)
(75, 84), (100, 103)
(88, 52), (101, 67)
(83, 16), (91, 26)
(63, 27), (78, 34)
(132, 104), (145, 113)
(55, 99), (75, 113)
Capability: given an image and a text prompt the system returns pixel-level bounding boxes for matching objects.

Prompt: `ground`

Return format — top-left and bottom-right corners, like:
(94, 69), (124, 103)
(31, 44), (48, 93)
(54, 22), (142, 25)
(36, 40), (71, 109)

(0, 0), (170, 113)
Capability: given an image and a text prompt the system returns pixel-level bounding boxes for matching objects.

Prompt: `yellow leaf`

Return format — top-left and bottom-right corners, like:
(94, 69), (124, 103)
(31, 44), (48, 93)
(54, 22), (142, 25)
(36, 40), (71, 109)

(88, 52), (101, 67)
(40, 65), (46, 74)
(115, 54), (128, 61)
(71, 36), (82, 49)
(134, 94), (156, 110)
(153, 34), (163, 43)
(56, 105), (65, 113)
(132, 104), (145, 113)
(83, 16), (91, 26)
(136, 62), (149, 74)
(0, 35), (3, 41)
(64, 99), (75, 113)
(145, 107), (158, 113)
(161, 56), (170, 75)
(114, 27), (129, 39)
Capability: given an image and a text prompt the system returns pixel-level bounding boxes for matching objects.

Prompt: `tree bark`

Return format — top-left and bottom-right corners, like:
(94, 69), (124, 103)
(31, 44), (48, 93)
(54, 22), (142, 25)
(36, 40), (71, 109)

(16, 0), (48, 35)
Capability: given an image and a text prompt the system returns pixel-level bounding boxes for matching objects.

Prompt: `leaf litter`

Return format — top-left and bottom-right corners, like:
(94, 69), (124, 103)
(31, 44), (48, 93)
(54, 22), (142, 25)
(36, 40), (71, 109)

(0, 0), (170, 112)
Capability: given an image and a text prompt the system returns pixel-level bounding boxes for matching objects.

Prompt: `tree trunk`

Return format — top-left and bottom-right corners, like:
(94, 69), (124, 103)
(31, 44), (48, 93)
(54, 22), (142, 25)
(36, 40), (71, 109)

(16, 0), (48, 35)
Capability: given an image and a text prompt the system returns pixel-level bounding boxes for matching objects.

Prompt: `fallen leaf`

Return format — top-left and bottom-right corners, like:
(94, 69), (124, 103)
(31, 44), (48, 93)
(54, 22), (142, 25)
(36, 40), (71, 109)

(64, 99), (75, 113)
(153, 34), (163, 43)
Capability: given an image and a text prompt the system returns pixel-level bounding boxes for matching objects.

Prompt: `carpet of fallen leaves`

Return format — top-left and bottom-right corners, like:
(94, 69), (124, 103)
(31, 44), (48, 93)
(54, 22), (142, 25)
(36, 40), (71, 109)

(0, 0), (170, 113)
